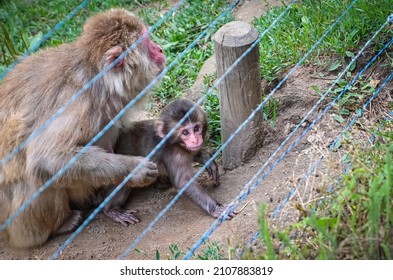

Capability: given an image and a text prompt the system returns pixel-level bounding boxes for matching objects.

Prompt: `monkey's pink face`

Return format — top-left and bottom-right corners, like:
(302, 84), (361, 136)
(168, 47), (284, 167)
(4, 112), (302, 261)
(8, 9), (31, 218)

(179, 123), (204, 152)
(142, 28), (165, 71)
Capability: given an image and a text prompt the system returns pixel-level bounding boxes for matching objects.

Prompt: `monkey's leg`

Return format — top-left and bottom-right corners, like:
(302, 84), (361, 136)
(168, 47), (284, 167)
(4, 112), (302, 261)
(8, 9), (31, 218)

(55, 210), (83, 235)
(6, 184), (71, 248)
(96, 187), (142, 226)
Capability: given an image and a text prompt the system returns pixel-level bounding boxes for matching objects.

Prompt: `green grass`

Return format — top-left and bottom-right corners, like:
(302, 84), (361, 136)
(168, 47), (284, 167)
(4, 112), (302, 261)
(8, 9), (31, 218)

(2, 0), (393, 260)
(1, 0), (231, 148)
(202, 73), (222, 147)
(240, 0), (393, 260)
(135, 240), (224, 260)
(142, 0), (232, 113)
(1, 0), (231, 121)
(252, 125), (393, 260)
(254, 0), (393, 82)
(0, 0), (159, 66)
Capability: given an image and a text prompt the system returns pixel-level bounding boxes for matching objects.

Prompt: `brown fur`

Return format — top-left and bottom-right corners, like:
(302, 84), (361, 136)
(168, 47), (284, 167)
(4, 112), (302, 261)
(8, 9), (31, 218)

(0, 9), (164, 248)
(113, 99), (235, 220)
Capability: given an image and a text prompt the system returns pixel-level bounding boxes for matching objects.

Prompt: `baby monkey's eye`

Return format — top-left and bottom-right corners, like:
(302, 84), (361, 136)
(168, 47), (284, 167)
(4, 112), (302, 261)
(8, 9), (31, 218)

(194, 125), (200, 132)
(182, 129), (189, 136)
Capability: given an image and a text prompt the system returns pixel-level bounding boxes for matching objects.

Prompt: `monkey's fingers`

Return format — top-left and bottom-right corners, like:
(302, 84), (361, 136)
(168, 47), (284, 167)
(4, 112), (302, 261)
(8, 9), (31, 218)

(128, 159), (159, 187)
(103, 208), (141, 226)
(124, 209), (139, 214)
(206, 163), (220, 187)
(210, 204), (236, 220)
(213, 174), (220, 187)
(226, 211), (237, 220)
(210, 173), (220, 187)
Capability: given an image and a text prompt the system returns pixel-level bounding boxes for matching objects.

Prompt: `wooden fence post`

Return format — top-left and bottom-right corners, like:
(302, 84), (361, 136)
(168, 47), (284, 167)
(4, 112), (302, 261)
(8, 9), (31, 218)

(214, 21), (263, 170)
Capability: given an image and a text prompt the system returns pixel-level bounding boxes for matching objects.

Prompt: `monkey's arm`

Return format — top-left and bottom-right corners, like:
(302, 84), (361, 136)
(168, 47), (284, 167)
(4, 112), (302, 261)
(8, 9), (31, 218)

(165, 154), (234, 220)
(193, 149), (220, 187)
(25, 115), (158, 188)
(27, 144), (157, 188)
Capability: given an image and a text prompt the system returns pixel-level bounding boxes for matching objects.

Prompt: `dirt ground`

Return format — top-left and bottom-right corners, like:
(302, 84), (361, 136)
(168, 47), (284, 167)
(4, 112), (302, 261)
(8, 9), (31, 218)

(0, 0), (389, 260)
(0, 63), (342, 259)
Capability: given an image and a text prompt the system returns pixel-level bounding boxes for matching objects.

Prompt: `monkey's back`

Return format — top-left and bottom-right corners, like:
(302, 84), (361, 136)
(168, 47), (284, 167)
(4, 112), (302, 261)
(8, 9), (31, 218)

(0, 42), (93, 149)
(115, 120), (161, 156)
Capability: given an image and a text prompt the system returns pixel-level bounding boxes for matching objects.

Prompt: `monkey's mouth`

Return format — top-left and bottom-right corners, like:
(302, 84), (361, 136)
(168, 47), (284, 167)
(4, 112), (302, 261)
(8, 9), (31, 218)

(187, 144), (203, 152)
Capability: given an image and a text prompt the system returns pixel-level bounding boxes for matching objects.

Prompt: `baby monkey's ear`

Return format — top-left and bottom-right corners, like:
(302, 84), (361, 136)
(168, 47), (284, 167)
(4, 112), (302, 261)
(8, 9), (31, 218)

(154, 120), (165, 139)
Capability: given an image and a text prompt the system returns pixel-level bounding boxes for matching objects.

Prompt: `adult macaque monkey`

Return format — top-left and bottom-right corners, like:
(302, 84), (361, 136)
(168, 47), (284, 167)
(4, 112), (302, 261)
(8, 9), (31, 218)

(112, 99), (235, 221)
(0, 9), (164, 248)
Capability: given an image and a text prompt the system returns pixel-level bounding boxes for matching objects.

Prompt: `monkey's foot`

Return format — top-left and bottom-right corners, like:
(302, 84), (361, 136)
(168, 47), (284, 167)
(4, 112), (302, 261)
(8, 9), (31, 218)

(155, 176), (172, 190)
(210, 204), (236, 220)
(56, 210), (84, 235)
(104, 208), (140, 226)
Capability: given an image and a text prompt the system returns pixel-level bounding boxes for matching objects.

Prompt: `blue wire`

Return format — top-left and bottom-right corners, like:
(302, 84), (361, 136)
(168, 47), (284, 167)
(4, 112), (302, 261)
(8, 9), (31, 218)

(118, 0), (299, 260)
(0, 0), (90, 80)
(244, 83), (393, 257)
(186, 40), (393, 259)
(270, 37), (393, 220)
(183, 0), (361, 260)
(0, 0), (187, 234)
(50, 0), (242, 260)
(0, 0), (186, 168)
(368, 111), (393, 143)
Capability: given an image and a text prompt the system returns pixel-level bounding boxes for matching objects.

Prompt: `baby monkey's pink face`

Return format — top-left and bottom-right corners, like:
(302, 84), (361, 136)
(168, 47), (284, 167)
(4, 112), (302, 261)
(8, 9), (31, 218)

(179, 122), (204, 152)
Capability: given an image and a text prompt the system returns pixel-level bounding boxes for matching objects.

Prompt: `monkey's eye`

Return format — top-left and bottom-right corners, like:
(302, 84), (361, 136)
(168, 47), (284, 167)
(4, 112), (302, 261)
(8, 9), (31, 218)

(182, 130), (189, 136)
(194, 125), (200, 132)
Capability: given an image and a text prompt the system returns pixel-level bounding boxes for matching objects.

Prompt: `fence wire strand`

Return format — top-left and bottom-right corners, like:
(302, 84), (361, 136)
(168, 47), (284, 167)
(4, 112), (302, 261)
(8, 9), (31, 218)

(0, 0), (186, 168)
(118, 0), (299, 260)
(0, 0), (90, 80)
(50, 0), (242, 259)
(0, 0), (187, 235)
(1, 0), (391, 261)
(243, 90), (393, 256)
(186, 34), (392, 260)
(183, 0), (365, 259)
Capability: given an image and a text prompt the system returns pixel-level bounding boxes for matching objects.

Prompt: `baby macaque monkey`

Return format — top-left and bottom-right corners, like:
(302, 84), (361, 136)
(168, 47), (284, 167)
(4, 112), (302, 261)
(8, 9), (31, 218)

(110, 99), (235, 222)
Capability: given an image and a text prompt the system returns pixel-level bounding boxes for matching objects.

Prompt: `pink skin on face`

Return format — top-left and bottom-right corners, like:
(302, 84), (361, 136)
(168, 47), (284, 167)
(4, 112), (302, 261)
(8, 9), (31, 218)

(142, 27), (165, 69)
(105, 28), (165, 71)
(179, 123), (203, 152)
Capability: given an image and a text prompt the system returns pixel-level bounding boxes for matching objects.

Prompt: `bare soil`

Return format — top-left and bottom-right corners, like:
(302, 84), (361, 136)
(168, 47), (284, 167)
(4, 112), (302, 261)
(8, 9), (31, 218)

(0, 63), (344, 260)
(1, 0), (390, 260)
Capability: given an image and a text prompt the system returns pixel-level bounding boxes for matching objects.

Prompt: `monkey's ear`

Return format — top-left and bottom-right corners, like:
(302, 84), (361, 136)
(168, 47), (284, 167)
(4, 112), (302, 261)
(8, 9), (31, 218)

(105, 46), (124, 68)
(155, 120), (166, 139)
